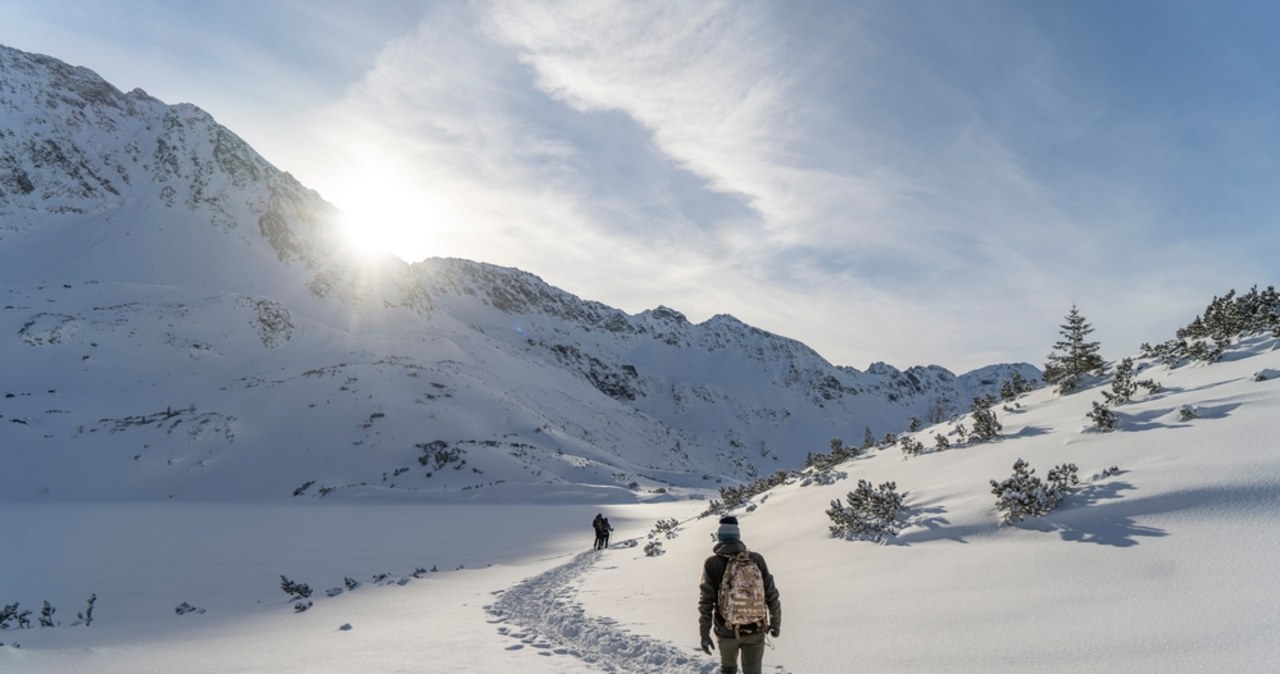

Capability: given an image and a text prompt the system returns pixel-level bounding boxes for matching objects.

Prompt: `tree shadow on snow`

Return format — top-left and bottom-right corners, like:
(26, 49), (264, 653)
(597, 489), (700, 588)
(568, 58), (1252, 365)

(888, 502), (988, 546)
(1120, 401), (1242, 432)
(1117, 408), (1191, 432)
(1012, 479), (1280, 547)
(1013, 480), (1169, 548)
(1011, 425), (1051, 439)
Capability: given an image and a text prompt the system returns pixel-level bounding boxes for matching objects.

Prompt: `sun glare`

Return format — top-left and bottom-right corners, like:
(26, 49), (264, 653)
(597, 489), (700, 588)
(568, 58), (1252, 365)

(332, 177), (439, 263)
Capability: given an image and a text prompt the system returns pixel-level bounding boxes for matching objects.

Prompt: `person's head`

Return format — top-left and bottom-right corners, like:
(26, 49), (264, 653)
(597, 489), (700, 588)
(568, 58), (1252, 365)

(716, 515), (741, 542)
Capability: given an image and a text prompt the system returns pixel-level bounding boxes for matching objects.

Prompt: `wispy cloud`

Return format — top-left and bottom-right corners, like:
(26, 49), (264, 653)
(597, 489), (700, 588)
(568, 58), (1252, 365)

(10, 0), (1277, 372)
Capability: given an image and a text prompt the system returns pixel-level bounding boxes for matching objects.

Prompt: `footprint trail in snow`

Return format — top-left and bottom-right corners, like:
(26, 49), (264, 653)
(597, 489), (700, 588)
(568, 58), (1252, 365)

(486, 548), (719, 673)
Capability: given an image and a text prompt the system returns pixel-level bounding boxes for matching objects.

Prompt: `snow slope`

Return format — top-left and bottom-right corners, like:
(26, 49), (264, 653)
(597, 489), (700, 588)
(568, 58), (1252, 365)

(3, 41), (1278, 674)
(4, 337), (1279, 672)
(1, 42), (1038, 501)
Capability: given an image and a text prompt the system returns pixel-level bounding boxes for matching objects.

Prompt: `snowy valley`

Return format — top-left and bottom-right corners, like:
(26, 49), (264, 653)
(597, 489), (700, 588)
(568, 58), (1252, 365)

(2, 44), (1279, 673)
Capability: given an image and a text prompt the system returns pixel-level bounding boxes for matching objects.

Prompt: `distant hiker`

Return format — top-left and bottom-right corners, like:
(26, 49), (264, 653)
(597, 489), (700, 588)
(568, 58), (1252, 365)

(698, 515), (781, 674)
(593, 513), (607, 550)
(600, 516), (614, 548)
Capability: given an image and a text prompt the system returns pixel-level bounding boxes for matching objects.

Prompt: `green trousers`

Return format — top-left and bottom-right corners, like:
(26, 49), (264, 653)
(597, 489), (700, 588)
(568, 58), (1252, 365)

(718, 631), (766, 674)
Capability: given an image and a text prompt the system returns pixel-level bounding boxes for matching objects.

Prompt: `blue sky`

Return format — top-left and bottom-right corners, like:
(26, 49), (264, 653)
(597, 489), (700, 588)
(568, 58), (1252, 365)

(3, 1), (1278, 373)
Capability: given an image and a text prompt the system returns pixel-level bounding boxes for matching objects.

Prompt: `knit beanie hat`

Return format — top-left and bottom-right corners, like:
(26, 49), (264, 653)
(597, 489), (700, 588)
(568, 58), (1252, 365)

(717, 515), (741, 541)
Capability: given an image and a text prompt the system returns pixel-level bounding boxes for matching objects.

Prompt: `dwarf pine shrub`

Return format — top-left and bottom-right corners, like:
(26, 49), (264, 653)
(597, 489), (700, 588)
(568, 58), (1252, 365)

(990, 459), (1079, 524)
(899, 435), (927, 457)
(280, 575), (312, 599)
(1087, 401), (1119, 431)
(826, 480), (904, 542)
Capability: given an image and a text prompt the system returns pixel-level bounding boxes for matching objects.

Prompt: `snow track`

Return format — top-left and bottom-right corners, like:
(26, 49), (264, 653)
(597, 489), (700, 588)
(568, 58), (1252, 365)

(487, 549), (717, 673)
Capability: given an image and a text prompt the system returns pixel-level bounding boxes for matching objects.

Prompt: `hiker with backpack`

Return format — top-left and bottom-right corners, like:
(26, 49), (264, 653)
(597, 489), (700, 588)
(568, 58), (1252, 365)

(698, 515), (781, 674)
(592, 513), (611, 550)
(600, 516), (614, 548)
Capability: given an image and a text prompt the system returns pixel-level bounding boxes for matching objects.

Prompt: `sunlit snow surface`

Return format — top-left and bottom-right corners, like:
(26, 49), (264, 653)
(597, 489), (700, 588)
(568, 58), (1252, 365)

(5, 338), (1279, 672)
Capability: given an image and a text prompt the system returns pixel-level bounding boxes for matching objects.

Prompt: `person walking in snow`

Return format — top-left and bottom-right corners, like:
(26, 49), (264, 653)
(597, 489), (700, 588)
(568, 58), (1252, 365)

(698, 515), (781, 674)
(600, 516), (614, 548)
(592, 513), (608, 550)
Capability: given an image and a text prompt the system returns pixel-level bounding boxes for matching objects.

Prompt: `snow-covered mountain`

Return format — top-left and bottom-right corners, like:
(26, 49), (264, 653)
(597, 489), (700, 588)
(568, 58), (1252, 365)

(0, 44), (1037, 501)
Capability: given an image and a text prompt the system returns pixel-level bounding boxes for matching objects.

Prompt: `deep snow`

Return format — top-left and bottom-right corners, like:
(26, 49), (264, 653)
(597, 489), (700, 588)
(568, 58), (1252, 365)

(4, 337), (1279, 673)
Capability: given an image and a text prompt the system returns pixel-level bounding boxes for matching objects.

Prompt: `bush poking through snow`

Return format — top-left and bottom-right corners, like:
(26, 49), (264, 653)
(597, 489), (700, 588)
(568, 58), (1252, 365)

(703, 470), (797, 515)
(990, 459), (1079, 524)
(1102, 357), (1162, 406)
(899, 435), (927, 457)
(174, 602), (205, 616)
(1092, 465), (1122, 480)
(969, 397), (1002, 442)
(39, 601), (56, 627)
(651, 517), (680, 539)
(0, 603), (30, 630)
(76, 594), (96, 627)
(280, 575), (312, 600)
(1087, 401), (1119, 432)
(344, 577), (360, 591)
(1179, 405), (1199, 421)
(293, 600), (312, 613)
(643, 540), (664, 557)
(826, 480), (904, 542)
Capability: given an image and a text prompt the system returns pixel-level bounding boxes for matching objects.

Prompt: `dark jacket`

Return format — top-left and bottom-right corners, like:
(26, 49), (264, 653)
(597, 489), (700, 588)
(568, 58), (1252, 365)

(698, 539), (782, 638)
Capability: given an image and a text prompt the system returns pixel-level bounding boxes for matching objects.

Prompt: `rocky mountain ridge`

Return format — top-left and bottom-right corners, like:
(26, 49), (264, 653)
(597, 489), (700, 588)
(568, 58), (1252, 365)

(0, 44), (1038, 501)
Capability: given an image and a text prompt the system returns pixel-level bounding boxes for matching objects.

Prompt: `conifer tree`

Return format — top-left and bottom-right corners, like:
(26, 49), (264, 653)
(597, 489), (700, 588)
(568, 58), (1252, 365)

(1043, 304), (1107, 394)
(969, 396), (1002, 442)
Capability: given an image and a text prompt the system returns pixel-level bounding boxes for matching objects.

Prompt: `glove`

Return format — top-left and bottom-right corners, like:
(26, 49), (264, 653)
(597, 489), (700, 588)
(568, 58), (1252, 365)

(700, 633), (716, 654)
(769, 624), (780, 638)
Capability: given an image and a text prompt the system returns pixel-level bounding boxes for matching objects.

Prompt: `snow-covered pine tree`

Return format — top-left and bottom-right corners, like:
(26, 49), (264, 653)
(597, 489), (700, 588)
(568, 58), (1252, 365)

(999, 379), (1016, 402)
(969, 396), (1002, 442)
(990, 459), (1078, 523)
(826, 479), (903, 542)
(1102, 357), (1162, 406)
(899, 435), (926, 457)
(279, 575), (312, 599)
(1087, 400), (1118, 431)
(1043, 304), (1107, 394)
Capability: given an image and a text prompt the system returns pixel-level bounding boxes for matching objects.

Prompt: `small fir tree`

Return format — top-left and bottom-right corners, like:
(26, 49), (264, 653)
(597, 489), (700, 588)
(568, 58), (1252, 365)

(969, 397), (1002, 442)
(77, 594), (95, 627)
(1044, 304), (1107, 394)
(0, 603), (18, 629)
(999, 379), (1016, 402)
(933, 433), (951, 451)
(1087, 401), (1118, 432)
(899, 435), (926, 457)
(279, 575), (312, 599)
(39, 601), (55, 628)
(1102, 357), (1163, 406)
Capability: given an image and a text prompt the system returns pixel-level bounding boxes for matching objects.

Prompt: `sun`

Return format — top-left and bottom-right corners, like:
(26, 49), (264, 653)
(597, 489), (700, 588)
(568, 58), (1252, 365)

(331, 177), (440, 263)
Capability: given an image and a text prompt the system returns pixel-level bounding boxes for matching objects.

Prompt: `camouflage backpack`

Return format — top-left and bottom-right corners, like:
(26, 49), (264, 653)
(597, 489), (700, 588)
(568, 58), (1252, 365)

(718, 550), (768, 631)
